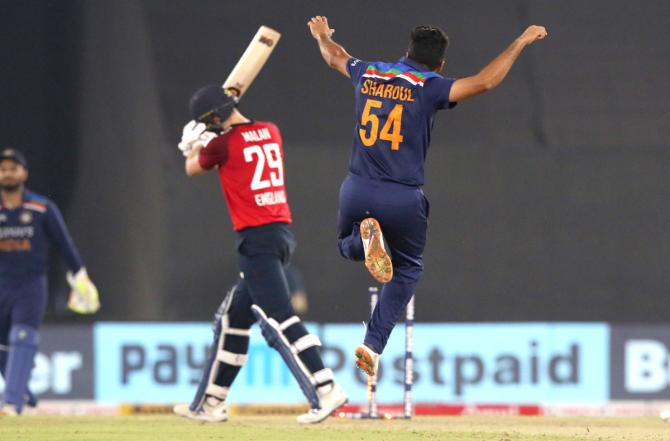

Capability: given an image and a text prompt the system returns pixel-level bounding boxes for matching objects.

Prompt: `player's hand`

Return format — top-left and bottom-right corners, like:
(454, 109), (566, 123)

(307, 16), (335, 40)
(517, 25), (548, 46)
(66, 268), (100, 314)
(178, 120), (217, 157)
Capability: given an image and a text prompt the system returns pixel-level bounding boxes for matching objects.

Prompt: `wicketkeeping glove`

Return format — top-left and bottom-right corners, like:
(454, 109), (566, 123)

(178, 120), (217, 157)
(67, 268), (100, 314)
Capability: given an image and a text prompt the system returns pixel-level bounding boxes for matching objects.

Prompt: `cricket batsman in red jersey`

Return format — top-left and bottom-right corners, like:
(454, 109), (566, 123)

(171, 85), (346, 424)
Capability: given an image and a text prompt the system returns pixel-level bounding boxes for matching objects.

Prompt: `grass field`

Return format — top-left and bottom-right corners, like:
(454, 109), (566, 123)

(1, 415), (668, 441)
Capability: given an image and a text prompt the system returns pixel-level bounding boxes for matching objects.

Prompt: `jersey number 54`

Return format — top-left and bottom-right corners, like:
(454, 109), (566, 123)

(359, 99), (404, 150)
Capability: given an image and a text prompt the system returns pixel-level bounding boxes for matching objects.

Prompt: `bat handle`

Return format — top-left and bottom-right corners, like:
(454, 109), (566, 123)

(225, 87), (241, 98)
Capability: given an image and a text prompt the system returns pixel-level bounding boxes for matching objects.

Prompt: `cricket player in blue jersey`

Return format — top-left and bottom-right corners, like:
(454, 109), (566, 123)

(0, 148), (99, 416)
(308, 16), (547, 375)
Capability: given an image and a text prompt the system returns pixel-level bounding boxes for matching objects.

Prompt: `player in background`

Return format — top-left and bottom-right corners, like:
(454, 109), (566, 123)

(307, 16), (547, 375)
(172, 86), (347, 424)
(0, 148), (99, 416)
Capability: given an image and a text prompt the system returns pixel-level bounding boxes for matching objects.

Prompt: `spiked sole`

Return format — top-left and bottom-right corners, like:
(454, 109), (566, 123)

(360, 218), (393, 284)
(354, 345), (376, 376)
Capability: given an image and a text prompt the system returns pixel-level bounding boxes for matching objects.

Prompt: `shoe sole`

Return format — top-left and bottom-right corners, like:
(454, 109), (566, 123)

(354, 345), (376, 376)
(360, 218), (393, 284)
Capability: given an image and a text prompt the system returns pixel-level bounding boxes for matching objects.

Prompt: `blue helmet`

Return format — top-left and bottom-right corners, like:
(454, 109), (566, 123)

(189, 85), (238, 123)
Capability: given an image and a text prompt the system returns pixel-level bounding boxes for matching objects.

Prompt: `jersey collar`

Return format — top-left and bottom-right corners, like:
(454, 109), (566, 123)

(398, 56), (431, 72)
(0, 188), (27, 210)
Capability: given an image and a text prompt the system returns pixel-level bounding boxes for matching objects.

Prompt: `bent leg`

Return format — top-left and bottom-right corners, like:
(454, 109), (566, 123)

(240, 253), (333, 407)
(362, 188), (428, 354)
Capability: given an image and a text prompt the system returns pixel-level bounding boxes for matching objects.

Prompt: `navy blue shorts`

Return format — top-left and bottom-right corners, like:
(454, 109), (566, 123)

(337, 173), (429, 268)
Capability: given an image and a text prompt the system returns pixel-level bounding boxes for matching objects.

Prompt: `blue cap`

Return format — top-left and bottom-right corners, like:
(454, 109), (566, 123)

(189, 85), (237, 122)
(0, 147), (28, 168)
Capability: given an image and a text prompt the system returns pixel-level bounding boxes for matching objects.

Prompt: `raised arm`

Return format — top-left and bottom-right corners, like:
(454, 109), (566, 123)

(307, 16), (352, 78)
(449, 25), (547, 102)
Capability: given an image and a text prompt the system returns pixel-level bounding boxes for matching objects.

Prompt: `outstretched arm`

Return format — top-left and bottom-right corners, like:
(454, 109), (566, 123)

(308, 16), (352, 78)
(449, 25), (548, 102)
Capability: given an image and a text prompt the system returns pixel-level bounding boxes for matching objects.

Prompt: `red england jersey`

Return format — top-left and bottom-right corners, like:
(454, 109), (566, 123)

(198, 121), (292, 231)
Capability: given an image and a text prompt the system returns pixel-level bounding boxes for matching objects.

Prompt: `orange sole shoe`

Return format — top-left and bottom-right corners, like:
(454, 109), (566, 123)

(354, 344), (379, 376)
(360, 218), (393, 284)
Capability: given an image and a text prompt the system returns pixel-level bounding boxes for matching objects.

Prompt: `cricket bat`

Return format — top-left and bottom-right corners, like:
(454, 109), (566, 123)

(223, 26), (281, 98)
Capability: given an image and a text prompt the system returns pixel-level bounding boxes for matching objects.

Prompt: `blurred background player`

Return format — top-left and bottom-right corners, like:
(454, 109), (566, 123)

(172, 85), (346, 424)
(0, 148), (99, 416)
(307, 16), (547, 375)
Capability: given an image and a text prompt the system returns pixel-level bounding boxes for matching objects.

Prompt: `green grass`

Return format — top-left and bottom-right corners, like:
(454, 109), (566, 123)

(1, 415), (668, 441)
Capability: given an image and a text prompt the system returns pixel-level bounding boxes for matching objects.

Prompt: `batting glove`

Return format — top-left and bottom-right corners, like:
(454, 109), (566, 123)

(67, 268), (100, 314)
(178, 120), (217, 157)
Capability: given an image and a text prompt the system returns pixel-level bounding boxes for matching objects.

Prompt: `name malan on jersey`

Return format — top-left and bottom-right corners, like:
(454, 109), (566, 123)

(241, 128), (272, 143)
(360, 79), (415, 102)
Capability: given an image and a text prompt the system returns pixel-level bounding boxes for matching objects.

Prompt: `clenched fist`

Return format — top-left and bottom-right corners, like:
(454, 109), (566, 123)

(518, 25), (548, 46)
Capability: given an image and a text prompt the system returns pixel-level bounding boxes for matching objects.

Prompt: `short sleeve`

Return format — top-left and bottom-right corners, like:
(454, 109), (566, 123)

(346, 57), (368, 85)
(198, 135), (228, 170)
(425, 76), (458, 110)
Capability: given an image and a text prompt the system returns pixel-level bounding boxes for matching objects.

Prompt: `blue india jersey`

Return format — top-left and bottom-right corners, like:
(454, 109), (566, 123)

(0, 190), (83, 279)
(346, 57), (457, 186)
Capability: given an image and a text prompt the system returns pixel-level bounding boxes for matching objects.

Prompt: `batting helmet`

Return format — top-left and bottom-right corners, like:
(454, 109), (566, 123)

(189, 85), (238, 124)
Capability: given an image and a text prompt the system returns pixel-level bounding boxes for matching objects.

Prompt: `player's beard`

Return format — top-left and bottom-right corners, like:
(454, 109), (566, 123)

(0, 181), (22, 192)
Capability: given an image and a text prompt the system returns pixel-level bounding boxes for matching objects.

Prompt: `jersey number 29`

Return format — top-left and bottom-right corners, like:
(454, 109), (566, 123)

(359, 99), (404, 150)
(243, 143), (284, 190)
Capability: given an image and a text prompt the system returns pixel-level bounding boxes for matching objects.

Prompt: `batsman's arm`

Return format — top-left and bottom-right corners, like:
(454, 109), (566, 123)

(185, 150), (206, 177)
(308, 16), (352, 77)
(449, 25), (547, 102)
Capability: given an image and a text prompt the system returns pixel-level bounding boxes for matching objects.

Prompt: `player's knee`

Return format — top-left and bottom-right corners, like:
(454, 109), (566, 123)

(9, 324), (39, 347)
(393, 261), (424, 283)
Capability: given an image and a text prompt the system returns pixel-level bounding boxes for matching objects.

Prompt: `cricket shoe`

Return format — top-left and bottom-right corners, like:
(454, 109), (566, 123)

(354, 344), (380, 376)
(0, 404), (19, 417)
(296, 383), (348, 424)
(360, 218), (393, 284)
(173, 397), (228, 422)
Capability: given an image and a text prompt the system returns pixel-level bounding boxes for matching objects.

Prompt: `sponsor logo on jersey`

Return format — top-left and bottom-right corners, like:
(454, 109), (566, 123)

(0, 224), (33, 251)
(0, 214), (6, 223)
(0, 225), (34, 239)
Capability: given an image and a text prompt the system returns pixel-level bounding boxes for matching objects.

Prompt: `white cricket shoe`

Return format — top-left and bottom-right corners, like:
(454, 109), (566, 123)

(354, 344), (380, 376)
(0, 404), (19, 417)
(173, 397), (228, 422)
(296, 383), (348, 424)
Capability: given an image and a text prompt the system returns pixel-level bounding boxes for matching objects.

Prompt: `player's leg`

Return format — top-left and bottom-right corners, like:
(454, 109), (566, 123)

(0, 317), (38, 410)
(239, 224), (346, 423)
(336, 174), (367, 261)
(337, 174), (393, 283)
(174, 282), (255, 422)
(2, 277), (47, 414)
(355, 188), (429, 375)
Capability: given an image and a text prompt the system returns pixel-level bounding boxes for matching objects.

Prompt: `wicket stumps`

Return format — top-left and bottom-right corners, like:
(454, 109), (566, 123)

(345, 286), (415, 420)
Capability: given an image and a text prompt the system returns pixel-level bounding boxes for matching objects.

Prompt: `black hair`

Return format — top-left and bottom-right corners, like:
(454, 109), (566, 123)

(407, 25), (449, 70)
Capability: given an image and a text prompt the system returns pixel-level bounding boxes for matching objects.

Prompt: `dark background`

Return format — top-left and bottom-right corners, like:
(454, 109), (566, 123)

(1, 0), (669, 323)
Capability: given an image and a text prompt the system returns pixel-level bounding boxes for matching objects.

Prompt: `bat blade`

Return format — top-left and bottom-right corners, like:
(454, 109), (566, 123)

(223, 26), (281, 98)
